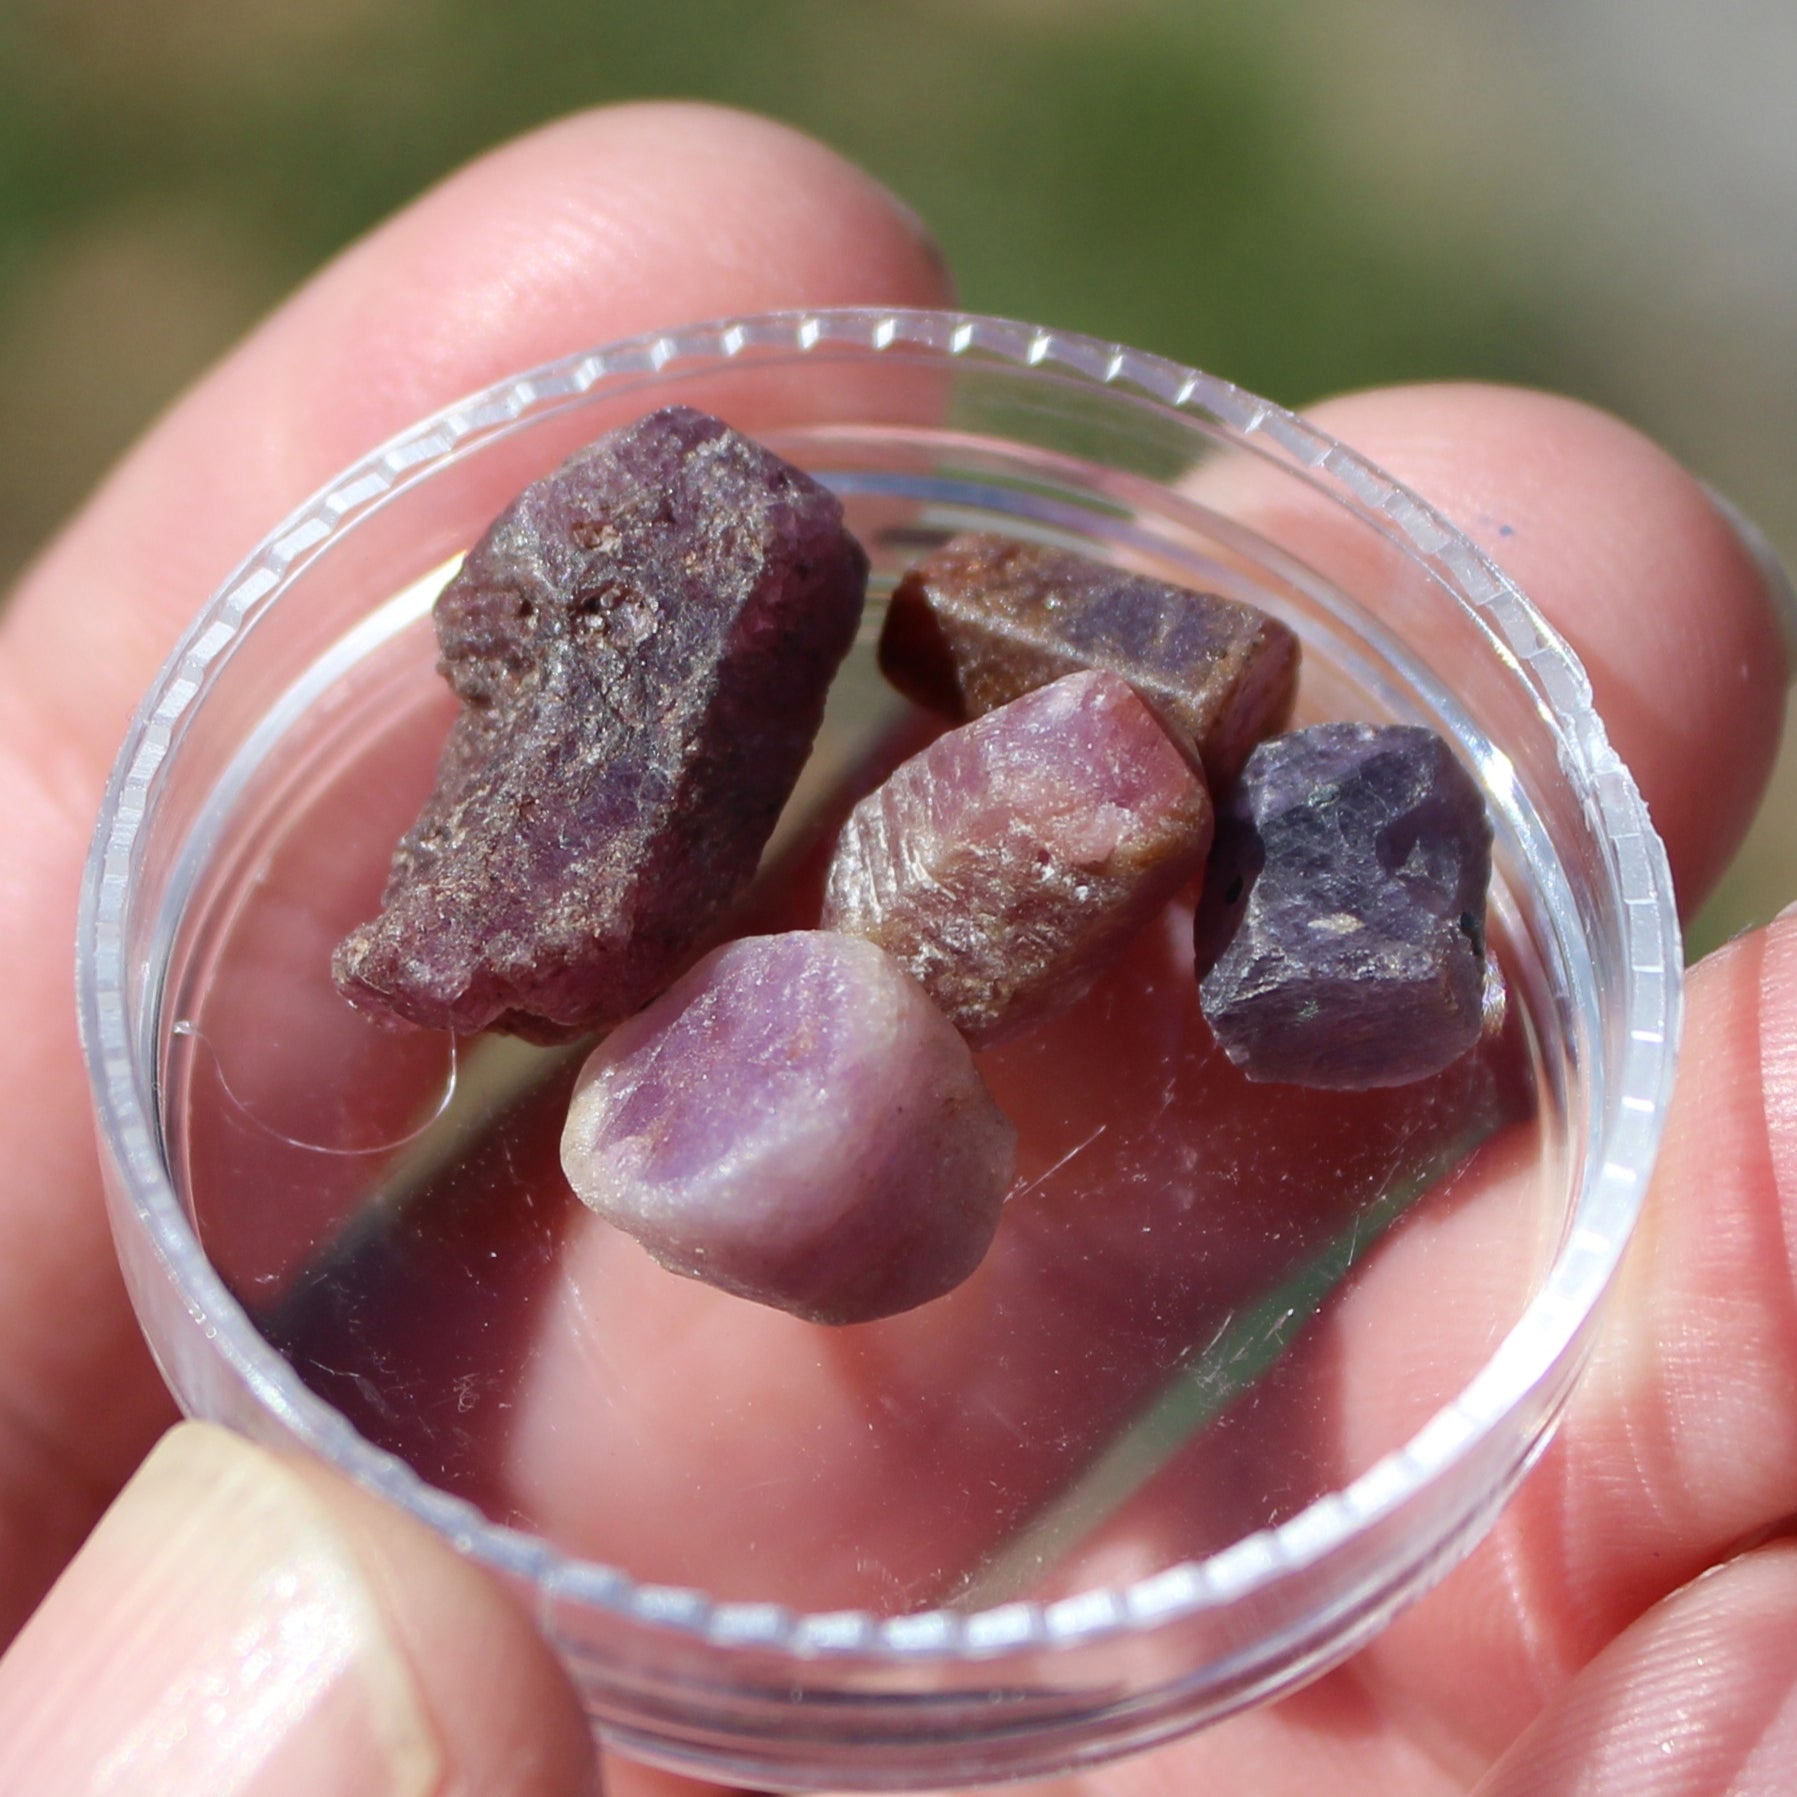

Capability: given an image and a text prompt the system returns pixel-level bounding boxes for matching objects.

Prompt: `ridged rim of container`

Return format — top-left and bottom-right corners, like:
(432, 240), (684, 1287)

(77, 307), (1681, 1667)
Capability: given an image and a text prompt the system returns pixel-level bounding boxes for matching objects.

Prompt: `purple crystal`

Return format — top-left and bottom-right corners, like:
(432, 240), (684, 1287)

(333, 406), (867, 1041)
(879, 533), (1298, 788)
(1196, 722), (1492, 1088)
(559, 932), (1017, 1324)
(821, 670), (1214, 1046)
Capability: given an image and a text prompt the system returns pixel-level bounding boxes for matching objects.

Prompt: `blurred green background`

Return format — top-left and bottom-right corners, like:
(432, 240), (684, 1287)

(2, 0), (1791, 949)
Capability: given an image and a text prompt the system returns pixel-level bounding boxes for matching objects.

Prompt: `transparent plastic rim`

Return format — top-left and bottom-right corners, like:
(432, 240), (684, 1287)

(77, 307), (1682, 1666)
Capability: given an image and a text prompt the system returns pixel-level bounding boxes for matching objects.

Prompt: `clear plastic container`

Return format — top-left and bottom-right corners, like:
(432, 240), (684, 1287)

(76, 310), (1680, 1791)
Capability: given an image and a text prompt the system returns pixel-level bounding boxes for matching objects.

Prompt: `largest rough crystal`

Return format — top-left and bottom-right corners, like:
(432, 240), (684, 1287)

(333, 406), (868, 1040)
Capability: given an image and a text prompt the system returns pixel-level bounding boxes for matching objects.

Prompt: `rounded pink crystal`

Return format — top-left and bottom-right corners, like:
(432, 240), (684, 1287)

(559, 932), (1017, 1324)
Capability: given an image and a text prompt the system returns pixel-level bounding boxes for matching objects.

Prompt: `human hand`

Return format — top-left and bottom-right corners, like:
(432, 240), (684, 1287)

(0, 101), (950, 1796)
(0, 102), (1791, 1797)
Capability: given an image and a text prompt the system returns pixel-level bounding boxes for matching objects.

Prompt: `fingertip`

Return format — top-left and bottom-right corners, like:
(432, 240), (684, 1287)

(273, 99), (953, 471)
(283, 1444), (599, 1796)
(1698, 480), (1797, 676)
(578, 100), (953, 304)
(1474, 1542), (1797, 1796)
(1305, 382), (1788, 912)
(0, 1423), (595, 1797)
(5, 99), (954, 741)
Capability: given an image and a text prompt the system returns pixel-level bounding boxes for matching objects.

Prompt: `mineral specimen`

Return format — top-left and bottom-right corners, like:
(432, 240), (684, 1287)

(1196, 722), (1492, 1088)
(333, 406), (868, 1041)
(559, 932), (1017, 1324)
(878, 533), (1299, 789)
(822, 669), (1214, 1046)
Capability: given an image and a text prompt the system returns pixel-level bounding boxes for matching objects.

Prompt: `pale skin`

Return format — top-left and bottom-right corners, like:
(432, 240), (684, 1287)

(0, 102), (1791, 1795)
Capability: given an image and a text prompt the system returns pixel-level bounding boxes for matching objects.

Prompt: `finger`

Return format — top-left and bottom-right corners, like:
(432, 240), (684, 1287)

(0, 99), (948, 765)
(0, 101), (951, 1642)
(0, 1423), (596, 1796)
(1141, 380), (1797, 1774)
(1473, 1542), (1797, 1797)
(1350, 907), (1797, 1770)
(489, 387), (1795, 1605)
(1301, 382), (1790, 916)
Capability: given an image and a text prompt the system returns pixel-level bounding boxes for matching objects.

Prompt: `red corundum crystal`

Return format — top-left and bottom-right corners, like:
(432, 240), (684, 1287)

(822, 670), (1214, 1046)
(1196, 722), (1493, 1088)
(333, 406), (867, 1041)
(559, 932), (1017, 1324)
(878, 533), (1298, 789)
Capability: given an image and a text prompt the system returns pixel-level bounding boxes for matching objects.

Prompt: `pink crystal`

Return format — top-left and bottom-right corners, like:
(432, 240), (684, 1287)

(333, 406), (867, 1041)
(821, 670), (1214, 1046)
(559, 932), (1017, 1324)
(879, 533), (1298, 789)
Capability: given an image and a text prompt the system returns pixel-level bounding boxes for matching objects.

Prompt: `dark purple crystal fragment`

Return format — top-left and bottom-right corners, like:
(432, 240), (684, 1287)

(333, 406), (868, 1041)
(1197, 723), (1493, 1088)
(560, 932), (1017, 1324)
(879, 533), (1298, 789)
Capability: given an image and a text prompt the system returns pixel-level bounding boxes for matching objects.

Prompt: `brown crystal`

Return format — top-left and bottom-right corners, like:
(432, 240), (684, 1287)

(878, 533), (1298, 788)
(822, 669), (1213, 1046)
(333, 406), (868, 1041)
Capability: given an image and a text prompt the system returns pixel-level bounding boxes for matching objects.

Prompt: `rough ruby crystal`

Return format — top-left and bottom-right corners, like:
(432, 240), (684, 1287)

(333, 406), (867, 1041)
(559, 932), (1017, 1324)
(878, 533), (1298, 788)
(822, 670), (1214, 1046)
(1196, 722), (1492, 1088)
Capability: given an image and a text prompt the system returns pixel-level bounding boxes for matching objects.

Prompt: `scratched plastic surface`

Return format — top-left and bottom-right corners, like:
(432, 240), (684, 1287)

(162, 530), (1552, 1616)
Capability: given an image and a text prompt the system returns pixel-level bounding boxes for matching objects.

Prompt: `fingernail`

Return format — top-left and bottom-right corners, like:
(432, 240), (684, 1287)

(1701, 481), (1797, 680)
(0, 1423), (441, 1797)
(880, 186), (954, 298)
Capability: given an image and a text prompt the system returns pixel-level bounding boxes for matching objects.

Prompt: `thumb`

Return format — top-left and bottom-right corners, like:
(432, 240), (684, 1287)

(0, 1422), (597, 1795)
(1473, 1541), (1797, 1796)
